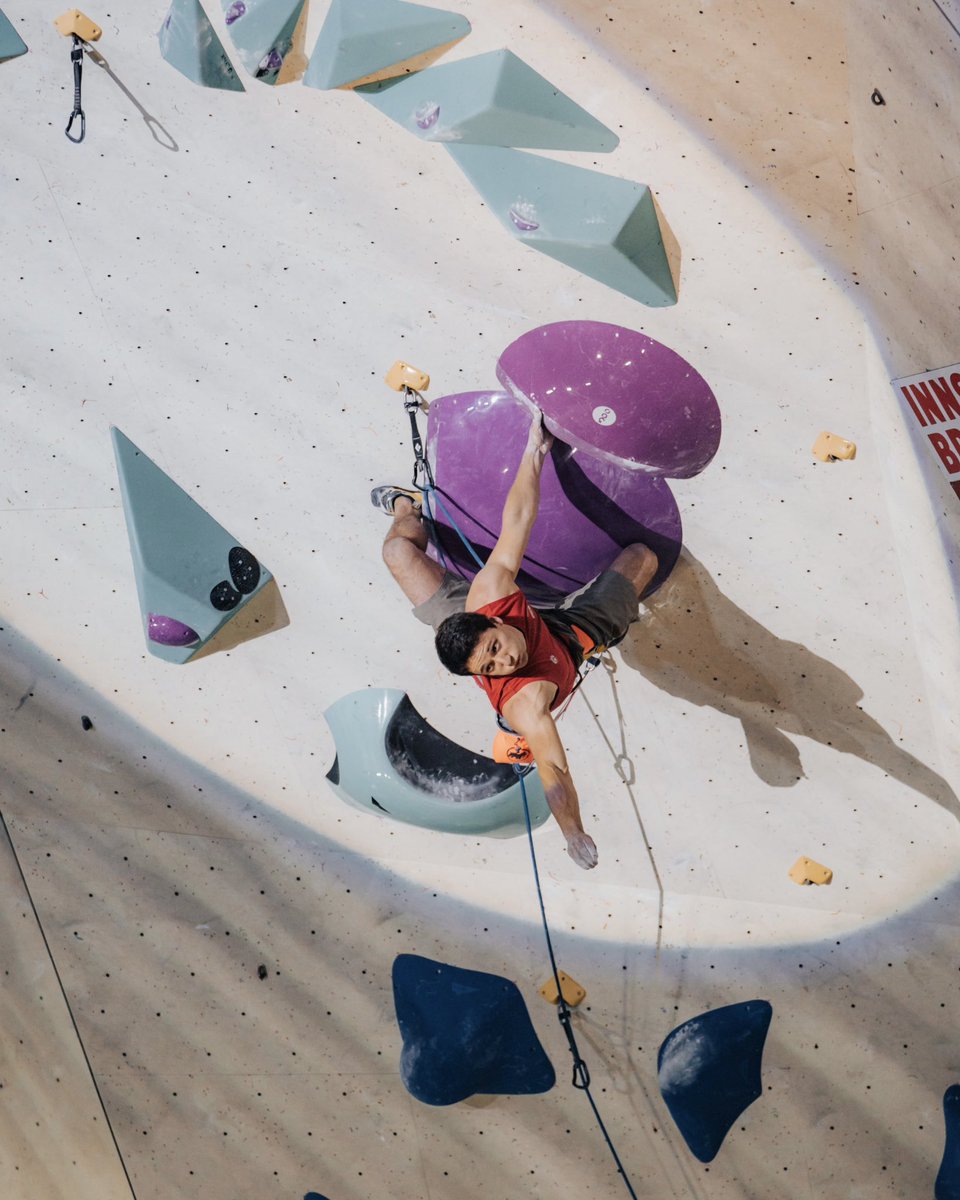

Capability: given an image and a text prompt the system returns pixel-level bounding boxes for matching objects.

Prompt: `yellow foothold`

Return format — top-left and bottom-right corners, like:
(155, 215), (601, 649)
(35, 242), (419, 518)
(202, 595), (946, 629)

(539, 971), (586, 1007)
(385, 361), (430, 393)
(812, 431), (857, 462)
(789, 856), (833, 886)
(54, 9), (102, 40)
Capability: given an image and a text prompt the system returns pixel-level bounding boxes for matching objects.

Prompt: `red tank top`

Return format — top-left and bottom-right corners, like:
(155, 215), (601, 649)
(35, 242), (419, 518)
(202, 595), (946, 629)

(473, 590), (578, 716)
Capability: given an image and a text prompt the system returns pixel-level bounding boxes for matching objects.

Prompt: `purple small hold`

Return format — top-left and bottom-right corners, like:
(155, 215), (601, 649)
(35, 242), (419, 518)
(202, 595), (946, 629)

(509, 202), (540, 232)
(258, 47), (284, 73)
(148, 613), (200, 648)
(224, 1), (245, 24)
(414, 101), (440, 130)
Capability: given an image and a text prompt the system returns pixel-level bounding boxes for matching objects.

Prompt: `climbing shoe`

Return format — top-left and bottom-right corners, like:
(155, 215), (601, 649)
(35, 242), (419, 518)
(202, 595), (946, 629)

(370, 485), (422, 515)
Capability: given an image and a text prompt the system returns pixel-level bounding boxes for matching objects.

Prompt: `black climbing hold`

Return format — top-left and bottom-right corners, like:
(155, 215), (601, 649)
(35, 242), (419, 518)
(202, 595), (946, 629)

(871, 88), (885, 105)
(229, 546), (260, 594)
(210, 547), (260, 610)
(81, 715), (93, 731)
(937, 1084), (960, 1198)
(393, 953), (555, 1106)
(371, 797), (390, 813)
(658, 999), (773, 1163)
(257, 964), (268, 980)
(209, 580), (242, 611)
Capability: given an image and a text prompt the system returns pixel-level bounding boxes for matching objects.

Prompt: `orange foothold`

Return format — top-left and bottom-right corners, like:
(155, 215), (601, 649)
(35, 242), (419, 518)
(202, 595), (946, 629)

(812, 431), (856, 462)
(539, 971), (586, 1007)
(54, 9), (102, 40)
(789, 856), (833, 886)
(385, 361), (430, 393)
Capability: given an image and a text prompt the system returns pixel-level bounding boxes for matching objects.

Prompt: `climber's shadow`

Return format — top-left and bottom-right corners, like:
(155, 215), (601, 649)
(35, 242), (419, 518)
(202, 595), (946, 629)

(620, 549), (959, 819)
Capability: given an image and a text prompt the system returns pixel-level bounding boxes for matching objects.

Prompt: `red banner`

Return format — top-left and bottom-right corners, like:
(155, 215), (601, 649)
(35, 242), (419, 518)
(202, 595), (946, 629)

(892, 364), (960, 503)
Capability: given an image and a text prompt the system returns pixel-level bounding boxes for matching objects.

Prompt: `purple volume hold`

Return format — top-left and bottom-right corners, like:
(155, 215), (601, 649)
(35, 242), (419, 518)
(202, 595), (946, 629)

(148, 613), (200, 647)
(497, 321), (721, 478)
(425, 390), (682, 602)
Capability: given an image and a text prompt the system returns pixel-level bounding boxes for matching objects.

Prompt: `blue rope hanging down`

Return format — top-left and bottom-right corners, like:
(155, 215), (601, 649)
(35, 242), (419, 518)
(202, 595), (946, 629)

(515, 767), (640, 1200)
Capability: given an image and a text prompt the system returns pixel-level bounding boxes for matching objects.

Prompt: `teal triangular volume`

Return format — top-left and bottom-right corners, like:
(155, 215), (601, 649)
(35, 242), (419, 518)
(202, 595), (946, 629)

(447, 144), (677, 307)
(158, 0), (245, 91)
(221, 0), (305, 85)
(111, 428), (273, 663)
(303, 0), (470, 90)
(358, 49), (617, 151)
(0, 7), (28, 61)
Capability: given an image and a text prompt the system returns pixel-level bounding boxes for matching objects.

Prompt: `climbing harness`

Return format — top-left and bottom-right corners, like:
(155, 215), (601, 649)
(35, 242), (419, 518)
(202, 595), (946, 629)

(516, 766), (640, 1200)
(492, 629), (620, 764)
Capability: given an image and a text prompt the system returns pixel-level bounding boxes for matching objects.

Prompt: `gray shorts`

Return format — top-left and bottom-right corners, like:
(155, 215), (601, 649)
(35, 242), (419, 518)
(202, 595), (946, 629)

(412, 569), (638, 655)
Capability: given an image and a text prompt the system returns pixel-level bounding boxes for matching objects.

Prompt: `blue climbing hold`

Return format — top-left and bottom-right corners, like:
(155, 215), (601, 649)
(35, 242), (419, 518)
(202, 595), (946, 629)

(111, 427), (274, 663)
(357, 49), (617, 151)
(393, 953), (555, 1106)
(446, 145), (679, 307)
(658, 999), (772, 1163)
(0, 7), (27, 62)
(158, 0), (244, 91)
(304, 0), (470, 91)
(936, 1085), (960, 1199)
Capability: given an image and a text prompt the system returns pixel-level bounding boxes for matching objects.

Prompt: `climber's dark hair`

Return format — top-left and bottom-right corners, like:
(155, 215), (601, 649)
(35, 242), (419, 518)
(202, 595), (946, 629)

(435, 611), (497, 676)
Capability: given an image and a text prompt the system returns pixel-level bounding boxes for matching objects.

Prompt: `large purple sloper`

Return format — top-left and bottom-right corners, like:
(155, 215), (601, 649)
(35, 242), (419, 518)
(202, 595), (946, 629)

(425, 391), (682, 604)
(496, 321), (721, 478)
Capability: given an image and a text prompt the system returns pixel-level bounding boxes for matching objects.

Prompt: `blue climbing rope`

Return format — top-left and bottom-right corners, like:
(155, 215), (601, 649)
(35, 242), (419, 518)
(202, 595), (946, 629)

(516, 767), (640, 1200)
(422, 482), (485, 572)
(404, 386), (484, 576)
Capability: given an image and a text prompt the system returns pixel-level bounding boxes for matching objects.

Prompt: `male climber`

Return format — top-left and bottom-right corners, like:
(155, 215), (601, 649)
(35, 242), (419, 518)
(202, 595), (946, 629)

(373, 412), (658, 870)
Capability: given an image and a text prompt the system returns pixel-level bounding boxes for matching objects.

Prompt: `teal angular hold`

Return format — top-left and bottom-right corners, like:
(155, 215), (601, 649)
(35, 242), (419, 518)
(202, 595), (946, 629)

(0, 7), (27, 62)
(324, 689), (550, 837)
(111, 428), (272, 663)
(303, 0), (470, 91)
(158, 0), (244, 91)
(221, 0), (305, 85)
(447, 144), (678, 307)
(357, 49), (617, 151)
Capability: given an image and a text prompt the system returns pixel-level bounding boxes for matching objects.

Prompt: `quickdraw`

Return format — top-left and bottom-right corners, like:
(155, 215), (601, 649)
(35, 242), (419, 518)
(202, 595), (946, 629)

(54, 10), (103, 143)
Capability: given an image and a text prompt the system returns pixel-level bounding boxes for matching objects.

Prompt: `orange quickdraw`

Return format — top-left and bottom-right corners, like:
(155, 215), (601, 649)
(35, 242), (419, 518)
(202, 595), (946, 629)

(492, 729), (534, 765)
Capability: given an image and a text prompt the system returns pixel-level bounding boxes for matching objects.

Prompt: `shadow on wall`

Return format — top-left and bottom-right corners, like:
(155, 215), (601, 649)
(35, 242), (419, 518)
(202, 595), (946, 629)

(619, 550), (959, 818)
(3, 622), (960, 1195)
(87, 48), (179, 150)
(0, 620), (560, 1196)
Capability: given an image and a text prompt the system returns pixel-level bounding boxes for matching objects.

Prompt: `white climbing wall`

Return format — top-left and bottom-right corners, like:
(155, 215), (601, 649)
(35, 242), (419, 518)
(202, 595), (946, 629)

(0, 0), (959, 1197)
